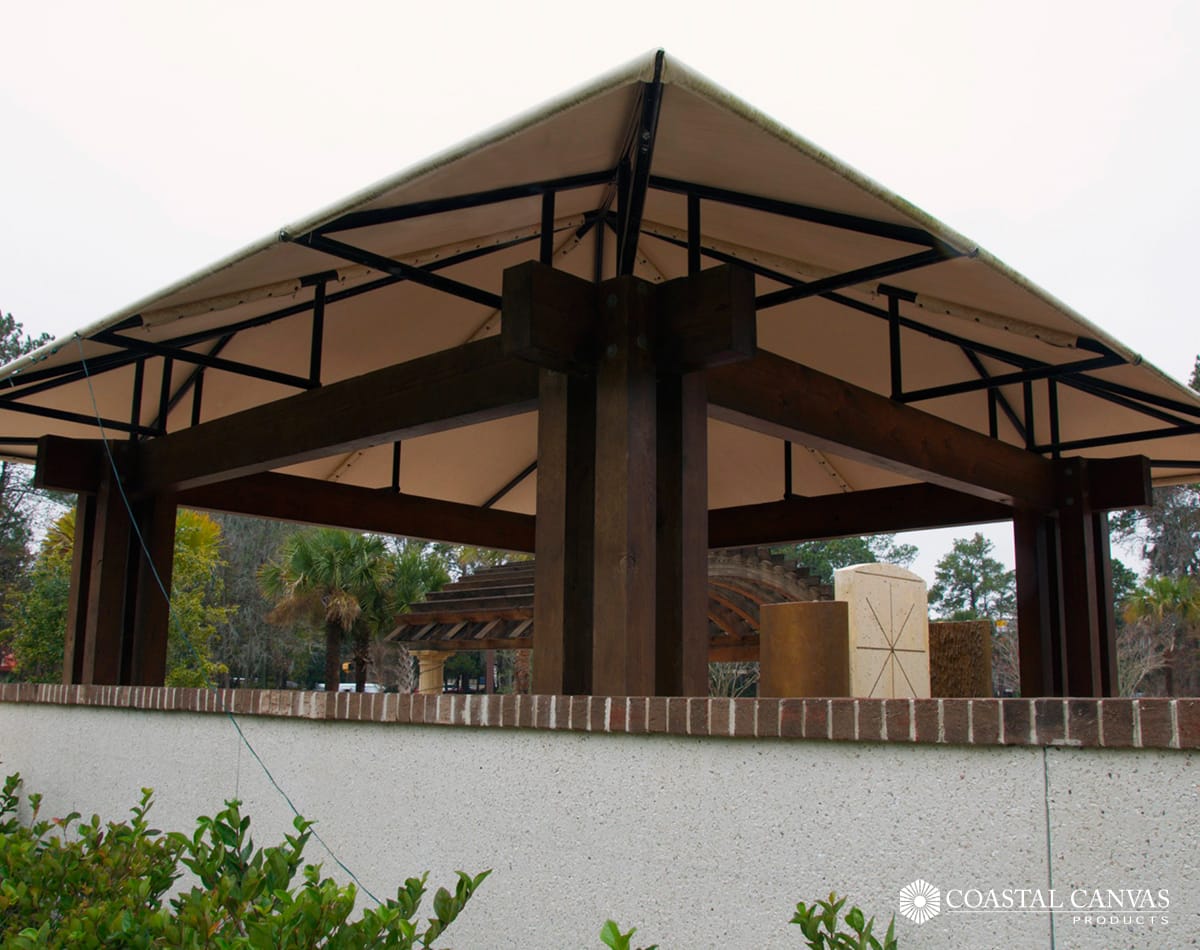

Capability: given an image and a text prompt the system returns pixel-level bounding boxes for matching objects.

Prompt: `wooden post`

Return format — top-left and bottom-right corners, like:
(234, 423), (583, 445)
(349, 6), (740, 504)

(1013, 509), (1065, 696)
(126, 494), (177, 686)
(591, 277), (658, 696)
(655, 372), (709, 695)
(531, 369), (596, 694)
(62, 494), (97, 685)
(502, 261), (752, 697)
(1056, 459), (1113, 697)
(81, 470), (134, 685)
(1092, 511), (1119, 697)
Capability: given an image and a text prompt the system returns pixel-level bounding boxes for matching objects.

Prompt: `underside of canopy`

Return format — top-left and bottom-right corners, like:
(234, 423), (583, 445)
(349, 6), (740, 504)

(4, 49), (1198, 513)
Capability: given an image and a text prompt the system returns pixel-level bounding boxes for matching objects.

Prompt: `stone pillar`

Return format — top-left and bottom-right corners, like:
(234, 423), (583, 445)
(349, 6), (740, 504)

(412, 651), (447, 695)
(834, 563), (931, 699)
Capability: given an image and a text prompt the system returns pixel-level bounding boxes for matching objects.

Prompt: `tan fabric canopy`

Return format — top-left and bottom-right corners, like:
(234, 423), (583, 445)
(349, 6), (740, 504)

(4, 49), (1198, 512)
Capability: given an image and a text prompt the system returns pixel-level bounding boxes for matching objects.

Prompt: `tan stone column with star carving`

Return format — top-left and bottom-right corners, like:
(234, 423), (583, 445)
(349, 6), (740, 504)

(834, 564), (931, 699)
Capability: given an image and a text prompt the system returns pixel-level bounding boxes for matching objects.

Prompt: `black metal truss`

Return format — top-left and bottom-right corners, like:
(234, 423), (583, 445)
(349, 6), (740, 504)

(0, 223), (578, 408)
(649, 175), (956, 252)
(640, 227), (1200, 456)
(295, 234), (503, 309)
(0, 396), (154, 438)
(756, 247), (956, 310)
(312, 168), (616, 236)
(482, 460), (537, 510)
(93, 330), (317, 393)
(617, 51), (665, 276)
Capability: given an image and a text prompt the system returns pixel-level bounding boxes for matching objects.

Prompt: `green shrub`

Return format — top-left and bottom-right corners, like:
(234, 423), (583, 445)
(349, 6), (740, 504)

(791, 892), (898, 950)
(600, 918), (658, 950)
(0, 773), (487, 948)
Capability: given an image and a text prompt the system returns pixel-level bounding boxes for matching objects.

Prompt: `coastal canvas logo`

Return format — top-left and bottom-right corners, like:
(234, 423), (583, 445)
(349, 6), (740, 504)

(897, 879), (1170, 929)
(897, 880), (941, 924)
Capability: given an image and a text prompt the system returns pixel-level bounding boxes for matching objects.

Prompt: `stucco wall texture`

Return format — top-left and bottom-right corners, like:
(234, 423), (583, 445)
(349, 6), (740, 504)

(0, 703), (1194, 948)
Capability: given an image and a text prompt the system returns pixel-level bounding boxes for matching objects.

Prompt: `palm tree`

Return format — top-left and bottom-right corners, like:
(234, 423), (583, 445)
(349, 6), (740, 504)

(1121, 574), (1200, 695)
(259, 529), (387, 692)
(358, 540), (451, 693)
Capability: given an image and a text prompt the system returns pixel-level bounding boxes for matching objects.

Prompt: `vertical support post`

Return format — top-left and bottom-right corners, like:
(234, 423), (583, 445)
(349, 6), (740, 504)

(62, 494), (97, 685)
(888, 295), (903, 400)
(687, 194), (701, 275)
(1013, 509), (1065, 696)
(190, 369), (205, 427)
(309, 281), (326, 386)
(1022, 379), (1036, 451)
(1048, 380), (1061, 459)
(592, 278), (657, 695)
(655, 372), (708, 695)
(1092, 511), (1118, 697)
(81, 469), (134, 685)
(391, 441), (402, 493)
(540, 192), (555, 265)
(156, 358), (173, 436)
(531, 369), (596, 694)
(1056, 459), (1115, 696)
(130, 359), (146, 439)
(593, 215), (605, 283)
(126, 494), (177, 686)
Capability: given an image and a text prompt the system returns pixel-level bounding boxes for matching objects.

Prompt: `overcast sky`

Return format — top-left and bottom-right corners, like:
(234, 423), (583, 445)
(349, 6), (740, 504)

(2, 0), (1195, 580)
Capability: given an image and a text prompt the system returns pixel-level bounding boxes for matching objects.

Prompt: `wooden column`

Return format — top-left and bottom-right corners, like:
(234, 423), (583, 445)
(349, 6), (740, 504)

(592, 277), (658, 696)
(1056, 459), (1116, 697)
(655, 372), (709, 695)
(1015, 457), (1135, 698)
(1092, 511), (1119, 697)
(126, 494), (177, 686)
(62, 493), (97, 685)
(81, 470), (134, 685)
(532, 370), (596, 694)
(56, 467), (176, 687)
(1013, 509), (1065, 696)
(503, 260), (753, 696)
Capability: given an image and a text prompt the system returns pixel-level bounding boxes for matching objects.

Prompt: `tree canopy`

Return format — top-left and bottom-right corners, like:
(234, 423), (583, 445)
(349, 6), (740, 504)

(5, 508), (229, 684)
(776, 535), (918, 587)
(928, 532), (1015, 621)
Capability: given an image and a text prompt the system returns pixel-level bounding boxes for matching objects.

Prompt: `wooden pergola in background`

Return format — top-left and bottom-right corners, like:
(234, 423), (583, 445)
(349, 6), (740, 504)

(4, 51), (1193, 697)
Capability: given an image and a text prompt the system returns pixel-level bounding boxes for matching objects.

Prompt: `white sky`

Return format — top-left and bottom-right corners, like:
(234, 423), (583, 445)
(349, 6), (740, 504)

(2, 0), (1196, 581)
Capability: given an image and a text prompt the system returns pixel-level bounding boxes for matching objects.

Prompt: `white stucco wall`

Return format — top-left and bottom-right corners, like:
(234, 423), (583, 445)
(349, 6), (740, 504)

(1, 703), (1194, 948)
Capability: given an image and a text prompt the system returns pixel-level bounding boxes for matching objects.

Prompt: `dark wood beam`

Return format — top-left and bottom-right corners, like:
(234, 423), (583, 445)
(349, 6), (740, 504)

(706, 349), (1058, 508)
(134, 337), (539, 493)
(656, 264), (756, 372)
(1085, 455), (1153, 510)
(179, 472), (535, 552)
(709, 483), (1012, 548)
(502, 261), (596, 374)
(35, 436), (106, 493)
(502, 260), (755, 375)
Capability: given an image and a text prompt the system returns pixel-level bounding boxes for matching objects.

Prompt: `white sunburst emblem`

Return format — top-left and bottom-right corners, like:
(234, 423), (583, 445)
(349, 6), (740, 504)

(898, 879), (942, 924)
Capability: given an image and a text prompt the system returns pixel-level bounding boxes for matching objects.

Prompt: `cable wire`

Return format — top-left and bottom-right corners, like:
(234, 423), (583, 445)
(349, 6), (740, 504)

(73, 336), (381, 905)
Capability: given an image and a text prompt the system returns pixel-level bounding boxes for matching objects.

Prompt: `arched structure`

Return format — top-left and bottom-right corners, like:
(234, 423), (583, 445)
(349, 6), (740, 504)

(387, 549), (830, 664)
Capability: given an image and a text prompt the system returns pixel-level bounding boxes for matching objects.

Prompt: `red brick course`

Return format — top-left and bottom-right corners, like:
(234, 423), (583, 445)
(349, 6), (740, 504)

(0, 684), (1194, 751)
